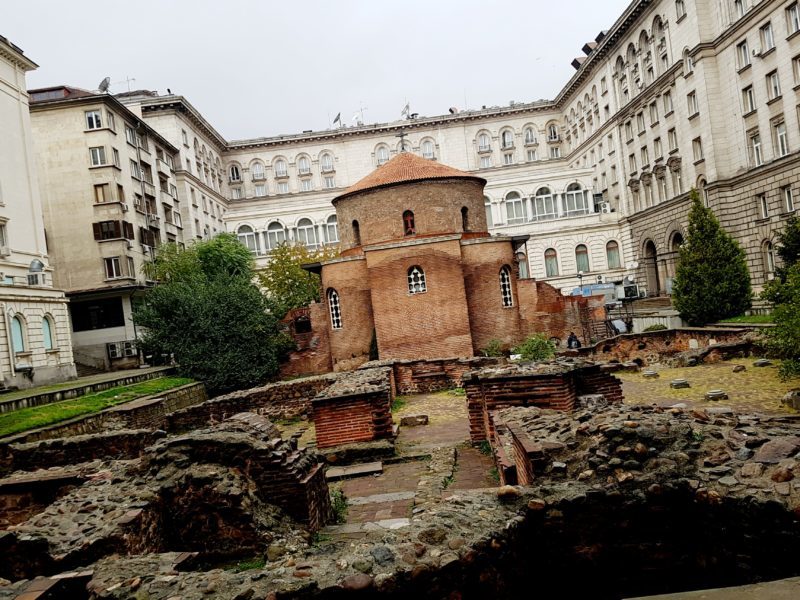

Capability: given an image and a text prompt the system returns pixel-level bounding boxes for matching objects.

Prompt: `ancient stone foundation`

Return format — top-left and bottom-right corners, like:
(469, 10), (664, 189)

(360, 356), (506, 394)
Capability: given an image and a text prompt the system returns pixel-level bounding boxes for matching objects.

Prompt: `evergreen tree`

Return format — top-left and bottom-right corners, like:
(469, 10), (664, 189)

(774, 215), (800, 282)
(672, 190), (752, 325)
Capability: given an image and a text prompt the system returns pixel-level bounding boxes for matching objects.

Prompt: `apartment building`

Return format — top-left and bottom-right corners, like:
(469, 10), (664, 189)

(28, 87), (187, 370)
(0, 35), (75, 388)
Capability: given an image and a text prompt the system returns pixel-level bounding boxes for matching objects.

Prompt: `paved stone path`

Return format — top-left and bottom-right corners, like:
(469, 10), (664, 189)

(449, 446), (497, 491)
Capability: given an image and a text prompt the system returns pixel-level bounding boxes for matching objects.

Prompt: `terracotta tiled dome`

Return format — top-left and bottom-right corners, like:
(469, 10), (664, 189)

(335, 152), (485, 201)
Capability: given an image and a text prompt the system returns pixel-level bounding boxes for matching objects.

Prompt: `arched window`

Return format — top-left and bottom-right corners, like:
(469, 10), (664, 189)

(484, 196), (493, 228)
(421, 139), (435, 159)
(403, 210), (416, 235)
(326, 215), (339, 243)
(251, 162), (265, 180)
(505, 192), (527, 224)
(408, 266), (427, 294)
(764, 241), (776, 278)
(499, 266), (513, 307)
(575, 244), (590, 273)
(524, 127), (537, 144)
(237, 225), (259, 254)
(477, 133), (491, 152)
(544, 248), (559, 277)
(564, 183), (589, 216)
(10, 315), (25, 353)
(352, 220), (361, 245)
(229, 165), (241, 182)
(533, 187), (556, 221)
(376, 145), (390, 165)
(265, 221), (286, 250)
(547, 124), (559, 142)
(461, 206), (469, 232)
(501, 130), (514, 149)
(296, 218), (317, 249)
(42, 316), (54, 351)
(683, 48), (694, 74)
(274, 159), (288, 177)
(606, 241), (621, 269)
(320, 153), (334, 172)
(327, 288), (342, 329)
(297, 156), (311, 175)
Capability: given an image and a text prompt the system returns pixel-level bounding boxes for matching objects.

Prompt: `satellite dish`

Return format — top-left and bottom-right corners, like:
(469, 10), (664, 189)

(97, 77), (111, 94)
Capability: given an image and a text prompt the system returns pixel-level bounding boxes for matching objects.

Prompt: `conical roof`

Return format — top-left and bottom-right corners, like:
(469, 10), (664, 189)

(335, 152), (485, 201)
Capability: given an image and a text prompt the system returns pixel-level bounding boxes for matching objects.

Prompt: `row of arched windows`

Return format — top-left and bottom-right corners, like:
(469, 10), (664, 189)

(236, 215), (338, 255)
(10, 313), (56, 354)
(541, 241), (622, 278)
(485, 184), (592, 226)
(375, 139), (436, 164)
(229, 152), (335, 183)
(475, 123), (560, 152)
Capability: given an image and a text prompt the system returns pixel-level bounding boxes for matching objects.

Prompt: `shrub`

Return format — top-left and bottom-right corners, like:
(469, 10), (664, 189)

(480, 339), (504, 357)
(643, 324), (668, 332)
(513, 333), (556, 361)
(330, 486), (348, 524)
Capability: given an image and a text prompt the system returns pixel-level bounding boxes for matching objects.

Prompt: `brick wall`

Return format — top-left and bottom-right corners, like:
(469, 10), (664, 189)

(517, 280), (604, 346)
(0, 472), (85, 528)
(371, 356), (506, 394)
(279, 303), (334, 378)
(167, 373), (338, 433)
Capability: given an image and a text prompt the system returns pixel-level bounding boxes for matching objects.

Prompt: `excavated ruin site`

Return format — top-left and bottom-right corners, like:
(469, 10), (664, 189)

(2, 330), (800, 599)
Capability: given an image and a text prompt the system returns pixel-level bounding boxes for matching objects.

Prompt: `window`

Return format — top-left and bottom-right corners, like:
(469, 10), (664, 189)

(637, 112), (645, 133)
(668, 128), (679, 151)
(734, 0), (744, 19)
(326, 215), (339, 242)
(300, 178), (313, 192)
(601, 77), (608, 93)
(181, 129), (188, 146)
(484, 197), (493, 227)
(761, 22), (775, 51)
(480, 156), (492, 169)
(10, 315), (25, 353)
(478, 133), (491, 152)
(94, 183), (109, 203)
(737, 40), (750, 69)
(266, 222), (286, 249)
(112, 148), (120, 168)
(89, 146), (106, 166)
(775, 120), (789, 156)
(692, 137), (704, 161)
(649, 102), (659, 124)
(252, 162), (266, 180)
(789, 3), (800, 35)
(629, 153), (638, 172)
(684, 51), (694, 74)
(104, 257), (123, 279)
(93, 220), (124, 240)
(277, 182), (289, 194)
(783, 186), (795, 212)
(676, 0), (686, 19)
(320, 153), (334, 172)
(229, 165), (241, 182)
(274, 159), (288, 177)
(549, 147), (561, 159)
(654, 137), (663, 158)
(663, 91), (674, 113)
(606, 241), (621, 269)
(231, 187), (243, 200)
(352, 220), (361, 245)
(324, 176), (336, 189)
(503, 153), (514, 165)
(687, 91), (698, 115)
(750, 131), (764, 166)
(125, 125), (136, 146)
(403, 210), (416, 235)
(548, 124), (559, 141)
(107, 112), (115, 132)
(625, 121), (634, 140)
(408, 266), (426, 294)
(376, 146), (390, 165)
(328, 289), (342, 329)
(505, 192), (527, 224)
(641, 146), (650, 166)
(501, 130), (514, 149)
(533, 187), (557, 221)
(575, 244), (590, 273)
(767, 71), (782, 100)
(564, 183), (589, 216)
(758, 193), (769, 218)
(499, 266), (513, 307)
(255, 184), (267, 197)
(764, 241), (776, 276)
(524, 127), (537, 144)
(742, 85), (756, 113)
(42, 316), (54, 351)
(237, 225), (259, 254)
(544, 248), (559, 277)
(527, 149), (538, 161)
(296, 218), (318, 248)
(85, 110), (102, 129)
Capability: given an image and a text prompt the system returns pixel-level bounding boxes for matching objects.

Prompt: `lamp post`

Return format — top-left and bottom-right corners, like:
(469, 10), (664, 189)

(577, 270), (584, 294)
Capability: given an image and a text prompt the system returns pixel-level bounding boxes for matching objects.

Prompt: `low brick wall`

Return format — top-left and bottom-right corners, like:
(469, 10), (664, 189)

(166, 373), (338, 433)
(0, 383), (207, 446)
(358, 356), (506, 395)
(0, 367), (175, 414)
(311, 368), (394, 449)
(0, 471), (85, 528)
(464, 362), (623, 443)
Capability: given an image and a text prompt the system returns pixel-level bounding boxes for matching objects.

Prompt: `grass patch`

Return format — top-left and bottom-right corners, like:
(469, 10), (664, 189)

(391, 396), (409, 413)
(0, 376), (194, 438)
(719, 314), (774, 324)
(489, 467), (500, 484)
(478, 440), (493, 456)
(232, 556), (266, 572)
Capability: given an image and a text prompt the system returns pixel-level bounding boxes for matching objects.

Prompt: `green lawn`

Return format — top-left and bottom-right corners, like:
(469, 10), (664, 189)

(719, 314), (774, 324)
(0, 376), (193, 438)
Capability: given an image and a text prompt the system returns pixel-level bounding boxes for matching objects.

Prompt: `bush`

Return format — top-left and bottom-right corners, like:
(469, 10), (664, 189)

(643, 324), (668, 332)
(673, 190), (752, 325)
(762, 263), (800, 379)
(513, 333), (556, 361)
(330, 486), (348, 524)
(480, 339), (504, 357)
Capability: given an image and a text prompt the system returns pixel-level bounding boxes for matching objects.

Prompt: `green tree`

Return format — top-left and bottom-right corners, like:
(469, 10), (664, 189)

(134, 234), (291, 394)
(513, 334), (556, 361)
(257, 243), (339, 318)
(774, 215), (800, 282)
(672, 190), (752, 325)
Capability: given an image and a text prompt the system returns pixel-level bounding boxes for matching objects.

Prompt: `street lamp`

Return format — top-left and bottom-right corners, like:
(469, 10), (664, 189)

(577, 270), (584, 290)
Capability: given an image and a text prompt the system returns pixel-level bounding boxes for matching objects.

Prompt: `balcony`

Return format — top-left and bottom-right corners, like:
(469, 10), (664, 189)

(146, 213), (161, 228)
(141, 181), (156, 197)
(251, 173), (266, 181)
(477, 145), (492, 154)
(274, 170), (289, 179)
(157, 159), (171, 176)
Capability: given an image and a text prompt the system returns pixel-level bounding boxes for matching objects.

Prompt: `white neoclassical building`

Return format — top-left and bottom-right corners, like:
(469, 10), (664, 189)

(0, 35), (75, 388)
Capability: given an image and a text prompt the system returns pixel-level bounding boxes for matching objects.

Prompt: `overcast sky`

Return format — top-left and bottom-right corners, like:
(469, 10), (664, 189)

(6, 0), (631, 141)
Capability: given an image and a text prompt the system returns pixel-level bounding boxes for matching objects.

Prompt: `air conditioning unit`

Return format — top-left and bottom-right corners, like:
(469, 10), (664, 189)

(752, 47), (762, 57)
(0, 245), (9, 257)
(126, 241), (133, 250)
(601, 202), (612, 214)
(596, 274), (606, 284)
(27, 273), (43, 286)
(121, 203), (129, 212)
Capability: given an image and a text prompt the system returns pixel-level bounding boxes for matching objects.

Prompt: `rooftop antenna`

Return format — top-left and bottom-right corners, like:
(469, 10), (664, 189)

(113, 76), (136, 92)
(396, 130), (409, 152)
(97, 77), (111, 94)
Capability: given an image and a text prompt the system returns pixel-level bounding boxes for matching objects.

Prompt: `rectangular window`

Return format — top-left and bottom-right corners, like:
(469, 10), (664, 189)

(767, 71), (782, 100)
(788, 3), (800, 35)
(137, 134), (149, 152)
(130, 159), (141, 179)
(480, 155), (492, 168)
(107, 112), (115, 132)
(654, 137), (663, 158)
(324, 176), (336, 189)
(117, 184), (125, 203)
(527, 149), (537, 161)
(300, 178), (313, 191)
(611, 165), (618, 183)
(255, 184), (267, 197)
(104, 257), (122, 279)
(761, 22), (775, 51)
(85, 110), (102, 129)
(649, 102), (658, 124)
(181, 129), (188, 145)
(127, 257), (136, 278)
(758, 193), (769, 219)
(784, 185), (795, 212)
(549, 147), (561, 159)
(663, 90), (674, 114)
(503, 153), (514, 165)
(125, 125), (136, 146)
(625, 121), (633, 140)
(737, 40), (750, 69)
(89, 146), (106, 166)
(775, 120), (789, 156)
(687, 91), (698, 115)
(112, 148), (120, 168)
(750, 131), (764, 166)
(601, 77), (607, 93)
(692, 137), (704, 161)
(742, 85), (756, 113)
(231, 187), (243, 199)
(668, 128), (678, 151)
(629, 153), (637, 172)
(94, 183), (109, 203)
(640, 146), (649, 166)
(277, 181), (290, 194)
(637, 112), (645, 133)
(93, 220), (123, 240)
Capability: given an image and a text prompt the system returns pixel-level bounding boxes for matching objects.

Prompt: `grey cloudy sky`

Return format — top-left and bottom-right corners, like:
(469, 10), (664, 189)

(6, 0), (631, 141)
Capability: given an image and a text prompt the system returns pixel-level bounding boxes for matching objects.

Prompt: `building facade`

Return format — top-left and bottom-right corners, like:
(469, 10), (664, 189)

(28, 87), (190, 371)
(0, 36), (75, 388)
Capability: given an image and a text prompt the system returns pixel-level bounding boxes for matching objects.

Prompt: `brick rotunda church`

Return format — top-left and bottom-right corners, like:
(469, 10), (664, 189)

(283, 152), (603, 375)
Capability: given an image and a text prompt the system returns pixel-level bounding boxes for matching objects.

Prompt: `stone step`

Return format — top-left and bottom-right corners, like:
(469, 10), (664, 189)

(326, 461), (383, 481)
